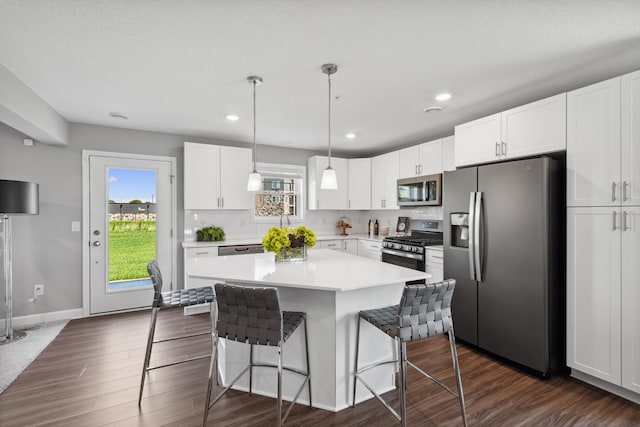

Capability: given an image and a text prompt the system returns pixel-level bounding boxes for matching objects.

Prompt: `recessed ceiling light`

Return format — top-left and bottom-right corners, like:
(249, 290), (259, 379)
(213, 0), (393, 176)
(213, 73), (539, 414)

(424, 106), (443, 114)
(109, 112), (128, 120)
(435, 93), (452, 102)
(225, 114), (240, 121)
(345, 133), (356, 139)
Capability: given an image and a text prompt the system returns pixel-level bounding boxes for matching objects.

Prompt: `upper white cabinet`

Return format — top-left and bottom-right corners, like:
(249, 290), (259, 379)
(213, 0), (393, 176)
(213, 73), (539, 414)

(567, 71), (640, 207)
(307, 156), (348, 210)
(442, 135), (456, 172)
(371, 151), (399, 210)
(184, 142), (252, 210)
(398, 139), (443, 178)
(348, 158), (371, 210)
(455, 93), (567, 167)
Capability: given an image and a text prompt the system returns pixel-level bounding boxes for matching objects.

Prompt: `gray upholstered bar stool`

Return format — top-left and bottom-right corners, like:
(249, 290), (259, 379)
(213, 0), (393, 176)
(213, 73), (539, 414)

(138, 260), (216, 406)
(352, 279), (467, 427)
(203, 283), (311, 427)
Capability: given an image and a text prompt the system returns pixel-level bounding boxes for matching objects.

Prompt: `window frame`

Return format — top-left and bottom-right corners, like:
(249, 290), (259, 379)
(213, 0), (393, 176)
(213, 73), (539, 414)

(251, 162), (306, 224)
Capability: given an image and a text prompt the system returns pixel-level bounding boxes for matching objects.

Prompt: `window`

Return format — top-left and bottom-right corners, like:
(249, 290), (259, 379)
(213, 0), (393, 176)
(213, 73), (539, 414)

(253, 163), (305, 222)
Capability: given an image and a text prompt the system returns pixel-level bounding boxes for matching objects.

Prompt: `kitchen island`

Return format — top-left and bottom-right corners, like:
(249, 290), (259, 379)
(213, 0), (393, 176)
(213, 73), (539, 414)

(186, 249), (429, 411)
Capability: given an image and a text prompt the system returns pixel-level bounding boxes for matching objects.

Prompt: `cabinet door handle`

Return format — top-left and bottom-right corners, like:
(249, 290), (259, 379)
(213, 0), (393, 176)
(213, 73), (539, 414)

(501, 141), (507, 158)
(348, 200), (351, 209)
(613, 211), (617, 230)
(623, 181), (628, 201)
(221, 197), (224, 208)
(431, 254), (443, 259)
(622, 211), (628, 231)
(196, 251), (209, 255)
(495, 142), (500, 157)
(612, 182), (617, 202)
(317, 200), (319, 209)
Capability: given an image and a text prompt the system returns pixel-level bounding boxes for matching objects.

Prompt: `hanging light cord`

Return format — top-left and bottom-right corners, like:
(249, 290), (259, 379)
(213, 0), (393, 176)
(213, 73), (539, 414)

(252, 79), (257, 172)
(327, 71), (332, 168)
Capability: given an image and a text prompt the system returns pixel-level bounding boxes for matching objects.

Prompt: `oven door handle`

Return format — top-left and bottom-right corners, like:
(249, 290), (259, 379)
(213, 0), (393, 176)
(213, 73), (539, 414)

(381, 248), (424, 261)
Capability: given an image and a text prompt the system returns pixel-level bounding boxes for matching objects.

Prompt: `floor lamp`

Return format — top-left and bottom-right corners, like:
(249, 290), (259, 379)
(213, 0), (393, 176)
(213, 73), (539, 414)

(0, 180), (39, 344)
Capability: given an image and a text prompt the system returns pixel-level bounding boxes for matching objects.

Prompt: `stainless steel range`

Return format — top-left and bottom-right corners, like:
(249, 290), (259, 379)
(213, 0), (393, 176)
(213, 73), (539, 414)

(381, 219), (443, 271)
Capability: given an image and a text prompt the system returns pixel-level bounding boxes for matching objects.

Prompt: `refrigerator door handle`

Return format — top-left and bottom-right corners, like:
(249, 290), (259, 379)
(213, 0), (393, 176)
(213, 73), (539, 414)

(474, 191), (483, 281)
(468, 192), (477, 280)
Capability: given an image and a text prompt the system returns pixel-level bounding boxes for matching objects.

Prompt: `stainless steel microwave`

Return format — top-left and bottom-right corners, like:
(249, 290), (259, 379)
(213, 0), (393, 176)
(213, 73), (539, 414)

(397, 173), (442, 206)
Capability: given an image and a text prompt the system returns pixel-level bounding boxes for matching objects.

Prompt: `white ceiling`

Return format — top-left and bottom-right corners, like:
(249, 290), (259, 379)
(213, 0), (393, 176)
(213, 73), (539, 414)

(1, 1), (640, 156)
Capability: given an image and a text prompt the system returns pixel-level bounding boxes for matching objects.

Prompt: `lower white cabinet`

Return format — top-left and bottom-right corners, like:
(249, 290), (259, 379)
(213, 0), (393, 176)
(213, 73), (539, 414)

(320, 239), (358, 255)
(567, 207), (640, 394)
(358, 240), (382, 261)
(425, 248), (444, 283)
(183, 246), (218, 289)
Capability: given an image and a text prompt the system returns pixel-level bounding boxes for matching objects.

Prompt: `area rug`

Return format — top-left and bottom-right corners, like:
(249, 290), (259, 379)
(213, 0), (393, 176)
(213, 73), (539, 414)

(0, 320), (68, 393)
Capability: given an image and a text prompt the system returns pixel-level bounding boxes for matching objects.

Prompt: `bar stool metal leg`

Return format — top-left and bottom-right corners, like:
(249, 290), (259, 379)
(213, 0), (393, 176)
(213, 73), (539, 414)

(277, 342), (283, 427)
(138, 307), (159, 406)
(352, 316), (361, 407)
(398, 340), (408, 427)
(448, 329), (468, 427)
(249, 344), (254, 396)
(303, 315), (312, 407)
(203, 331), (219, 427)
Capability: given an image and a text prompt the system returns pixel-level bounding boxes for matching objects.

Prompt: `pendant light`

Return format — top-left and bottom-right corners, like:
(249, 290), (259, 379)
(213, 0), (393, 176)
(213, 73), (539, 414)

(320, 63), (338, 190)
(247, 76), (263, 191)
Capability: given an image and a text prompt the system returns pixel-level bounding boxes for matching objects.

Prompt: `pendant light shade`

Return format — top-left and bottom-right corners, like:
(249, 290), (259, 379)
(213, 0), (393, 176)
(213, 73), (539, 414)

(247, 76), (263, 191)
(320, 63), (338, 190)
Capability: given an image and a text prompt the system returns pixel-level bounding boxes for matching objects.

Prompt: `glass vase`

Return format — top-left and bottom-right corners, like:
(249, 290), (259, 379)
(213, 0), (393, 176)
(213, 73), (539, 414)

(275, 245), (307, 262)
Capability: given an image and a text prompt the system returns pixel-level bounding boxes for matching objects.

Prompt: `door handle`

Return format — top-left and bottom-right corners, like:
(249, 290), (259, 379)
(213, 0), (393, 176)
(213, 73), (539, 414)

(612, 182), (617, 202)
(495, 142), (500, 158)
(622, 211), (628, 231)
(221, 197), (224, 208)
(613, 211), (617, 231)
(623, 181), (628, 201)
(93, 241), (101, 247)
(468, 192), (476, 280)
(474, 191), (483, 281)
(501, 141), (507, 158)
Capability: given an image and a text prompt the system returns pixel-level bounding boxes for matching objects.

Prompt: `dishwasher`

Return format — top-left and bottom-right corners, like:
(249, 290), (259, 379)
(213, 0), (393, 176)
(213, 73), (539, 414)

(218, 243), (264, 256)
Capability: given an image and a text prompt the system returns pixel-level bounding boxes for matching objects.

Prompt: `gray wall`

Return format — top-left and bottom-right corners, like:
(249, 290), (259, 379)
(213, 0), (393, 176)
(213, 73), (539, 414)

(0, 122), (323, 317)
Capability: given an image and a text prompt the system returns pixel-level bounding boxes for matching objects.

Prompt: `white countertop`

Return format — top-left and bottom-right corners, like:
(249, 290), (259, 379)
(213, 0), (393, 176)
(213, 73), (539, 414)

(182, 233), (386, 248)
(186, 248), (429, 292)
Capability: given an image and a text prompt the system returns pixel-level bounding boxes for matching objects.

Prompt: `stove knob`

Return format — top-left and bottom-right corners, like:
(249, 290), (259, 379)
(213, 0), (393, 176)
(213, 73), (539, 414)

(393, 243), (402, 250)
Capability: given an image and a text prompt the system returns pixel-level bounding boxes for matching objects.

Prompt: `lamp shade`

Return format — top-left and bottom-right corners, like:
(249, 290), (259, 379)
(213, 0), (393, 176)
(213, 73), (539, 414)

(0, 180), (39, 215)
(247, 172), (262, 191)
(320, 167), (338, 190)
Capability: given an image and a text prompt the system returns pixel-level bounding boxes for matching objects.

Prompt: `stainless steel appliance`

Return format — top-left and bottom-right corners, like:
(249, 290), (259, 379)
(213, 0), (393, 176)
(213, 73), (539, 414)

(443, 157), (563, 377)
(382, 220), (443, 272)
(218, 244), (264, 256)
(397, 174), (442, 207)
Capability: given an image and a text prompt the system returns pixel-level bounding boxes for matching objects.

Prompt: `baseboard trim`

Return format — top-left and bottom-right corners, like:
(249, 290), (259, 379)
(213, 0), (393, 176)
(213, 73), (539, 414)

(0, 308), (84, 329)
(570, 369), (640, 405)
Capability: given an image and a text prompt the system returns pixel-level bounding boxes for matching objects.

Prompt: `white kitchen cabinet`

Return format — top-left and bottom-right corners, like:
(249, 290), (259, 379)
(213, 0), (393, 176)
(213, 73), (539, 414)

(567, 70), (640, 207)
(621, 207), (640, 394)
(425, 248), (444, 283)
(371, 151), (399, 210)
(567, 207), (621, 385)
(358, 239), (382, 261)
(184, 142), (252, 210)
(348, 158), (371, 210)
(621, 70), (640, 206)
(320, 239), (357, 254)
(307, 156), (348, 210)
(442, 135), (456, 172)
(567, 206), (640, 395)
(398, 139), (443, 178)
(455, 93), (566, 167)
(183, 246), (218, 290)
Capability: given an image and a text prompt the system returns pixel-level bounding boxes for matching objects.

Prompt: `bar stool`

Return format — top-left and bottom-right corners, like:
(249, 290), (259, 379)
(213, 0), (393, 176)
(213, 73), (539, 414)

(352, 279), (467, 427)
(203, 283), (311, 426)
(138, 260), (216, 406)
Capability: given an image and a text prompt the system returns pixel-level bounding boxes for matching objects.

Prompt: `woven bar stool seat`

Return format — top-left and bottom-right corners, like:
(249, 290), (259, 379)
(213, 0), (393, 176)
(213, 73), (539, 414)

(352, 279), (467, 427)
(138, 260), (216, 406)
(203, 283), (311, 426)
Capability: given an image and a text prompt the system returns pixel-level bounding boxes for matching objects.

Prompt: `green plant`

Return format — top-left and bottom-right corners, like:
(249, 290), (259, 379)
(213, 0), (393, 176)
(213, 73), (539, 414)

(196, 226), (225, 242)
(262, 226), (316, 253)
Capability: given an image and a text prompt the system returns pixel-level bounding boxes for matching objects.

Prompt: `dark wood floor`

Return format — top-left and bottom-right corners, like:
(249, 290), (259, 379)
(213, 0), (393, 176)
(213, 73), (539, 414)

(0, 310), (638, 427)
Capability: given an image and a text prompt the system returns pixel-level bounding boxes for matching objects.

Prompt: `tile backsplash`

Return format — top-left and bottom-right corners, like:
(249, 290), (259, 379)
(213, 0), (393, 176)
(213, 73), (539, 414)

(184, 206), (443, 241)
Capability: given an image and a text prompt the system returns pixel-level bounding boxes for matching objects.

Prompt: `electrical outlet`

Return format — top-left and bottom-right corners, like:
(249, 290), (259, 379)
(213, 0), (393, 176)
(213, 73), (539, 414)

(34, 284), (44, 297)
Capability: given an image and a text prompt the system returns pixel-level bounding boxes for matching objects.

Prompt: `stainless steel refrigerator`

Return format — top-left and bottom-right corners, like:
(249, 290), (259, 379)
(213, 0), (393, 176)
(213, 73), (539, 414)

(443, 156), (563, 377)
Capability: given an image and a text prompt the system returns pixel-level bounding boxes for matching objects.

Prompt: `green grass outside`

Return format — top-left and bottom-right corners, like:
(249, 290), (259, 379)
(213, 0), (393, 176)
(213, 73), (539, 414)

(109, 221), (156, 281)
